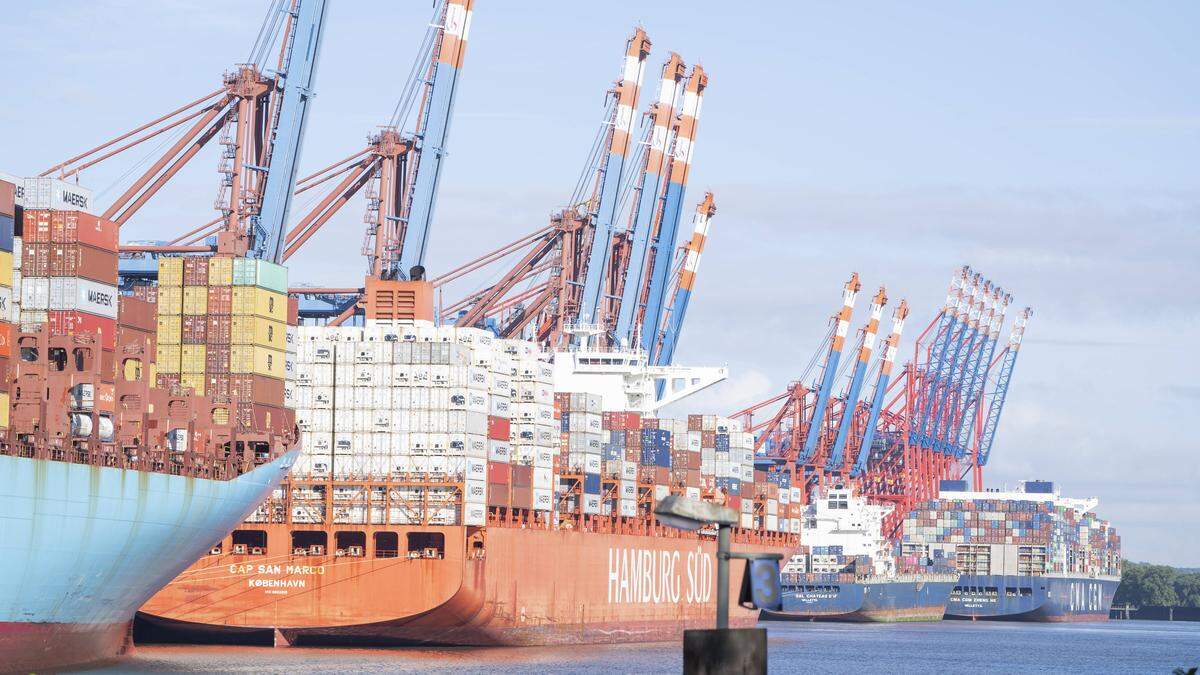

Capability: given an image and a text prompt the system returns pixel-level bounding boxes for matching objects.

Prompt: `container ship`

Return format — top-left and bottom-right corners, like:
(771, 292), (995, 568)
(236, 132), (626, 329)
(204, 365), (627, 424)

(902, 480), (1121, 622)
(761, 483), (957, 623)
(137, 310), (797, 646)
(0, 177), (299, 671)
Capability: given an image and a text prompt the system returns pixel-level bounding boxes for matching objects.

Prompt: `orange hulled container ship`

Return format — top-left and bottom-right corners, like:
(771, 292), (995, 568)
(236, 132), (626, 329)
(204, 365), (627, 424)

(138, 280), (798, 646)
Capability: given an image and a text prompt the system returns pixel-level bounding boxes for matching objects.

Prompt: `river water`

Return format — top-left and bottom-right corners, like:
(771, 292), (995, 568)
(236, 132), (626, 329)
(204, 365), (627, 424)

(82, 621), (1198, 673)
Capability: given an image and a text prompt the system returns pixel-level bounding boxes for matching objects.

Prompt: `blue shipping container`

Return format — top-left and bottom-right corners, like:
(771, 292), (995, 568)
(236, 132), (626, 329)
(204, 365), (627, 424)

(584, 473), (601, 494)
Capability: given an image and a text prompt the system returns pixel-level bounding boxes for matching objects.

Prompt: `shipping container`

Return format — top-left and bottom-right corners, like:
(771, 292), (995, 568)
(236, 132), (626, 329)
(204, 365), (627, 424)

(232, 287), (286, 321)
(232, 257), (287, 293)
(231, 315), (286, 350)
(230, 344), (286, 379)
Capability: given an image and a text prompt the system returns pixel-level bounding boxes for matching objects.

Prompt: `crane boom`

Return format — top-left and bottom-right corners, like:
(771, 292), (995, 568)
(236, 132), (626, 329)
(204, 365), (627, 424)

(396, 0), (475, 277)
(826, 286), (887, 470)
(799, 273), (860, 463)
(977, 308), (1031, 466)
(852, 299), (908, 477)
(257, 0), (329, 262)
(655, 192), (715, 365)
(639, 64), (706, 353)
(615, 53), (686, 342)
(578, 28), (651, 323)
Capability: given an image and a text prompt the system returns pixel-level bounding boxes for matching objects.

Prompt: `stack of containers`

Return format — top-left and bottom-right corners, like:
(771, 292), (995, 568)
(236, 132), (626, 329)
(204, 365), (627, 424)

(504, 340), (555, 512)
(555, 392), (603, 515)
(155, 255), (289, 431)
(638, 419), (671, 506)
(0, 179), (15, 430)
(601, 411), (640, 517)
(902, 497), (1120, 577)
(293, 323), (501, 526)
(19, 184), (116, 347)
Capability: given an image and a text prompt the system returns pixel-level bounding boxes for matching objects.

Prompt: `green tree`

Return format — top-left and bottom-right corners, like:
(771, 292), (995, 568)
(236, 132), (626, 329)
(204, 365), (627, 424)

(1142, 565), (1181, 606)
(1116, 561), (1184, 607)
(1174, 573), (1200, 608)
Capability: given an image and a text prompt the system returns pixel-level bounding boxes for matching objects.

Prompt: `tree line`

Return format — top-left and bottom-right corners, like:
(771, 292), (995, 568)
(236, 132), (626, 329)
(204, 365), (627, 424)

(1114, 561), (1200, 607)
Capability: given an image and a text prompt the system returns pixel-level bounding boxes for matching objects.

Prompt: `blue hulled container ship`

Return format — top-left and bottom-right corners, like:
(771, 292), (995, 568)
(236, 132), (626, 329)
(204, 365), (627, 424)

(0, 451), (296, 671)
(945, 574), (1119, 622)
(904, 480), (1121, 622)
(762, 484), (958, 622)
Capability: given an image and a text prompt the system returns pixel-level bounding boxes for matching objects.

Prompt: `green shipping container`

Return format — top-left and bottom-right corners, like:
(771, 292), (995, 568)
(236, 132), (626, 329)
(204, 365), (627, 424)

(232, 257), (288, 294)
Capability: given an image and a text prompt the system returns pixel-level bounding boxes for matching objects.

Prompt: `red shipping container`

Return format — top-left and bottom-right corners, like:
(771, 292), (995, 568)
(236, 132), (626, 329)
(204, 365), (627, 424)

(23, 211), (51, 243)
(0, 180), (14, 217)
(47, 310), (115, 350)
(487, 484), (510, 508)
(487, 462), (511, 484)
(510, 486), (533, 509)
(183, 257), (208, 286)
(205, 345), (230, 374)
(21, 242), (50, 277)
(207, 286), (232, 314)
(0, 323), (11, 358)
(182, 315), (207, 344)
(487, 415), (510, 441)
(206, 315), (231, 344)
(207, 374), (230, 398)
(228, 373), (284, 405)
(58, 212), (118, 249)
(116, 325), (155, 355)
(131, 283), (158, 304)
(118, 297), (156, 332)
(49, 243), (118, 284)
(510, 464), (533, 487)
(95, 382), (116, 413)
(287, 296), (299, 325)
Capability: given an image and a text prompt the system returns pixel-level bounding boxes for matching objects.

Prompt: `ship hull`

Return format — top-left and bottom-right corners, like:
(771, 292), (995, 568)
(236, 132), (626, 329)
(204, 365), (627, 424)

(762, 576), (956, 623)
(0, 450), (297, 671)
(944, 574), (1119, 622)
(139, 524), (793, 646)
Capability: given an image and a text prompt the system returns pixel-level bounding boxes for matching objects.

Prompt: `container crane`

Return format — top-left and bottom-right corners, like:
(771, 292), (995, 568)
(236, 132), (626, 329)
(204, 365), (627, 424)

(654, 192), (715, 365)
(277, 1), (475, 324)
(441, 31), (710, 354)
(798, 274), (861, 463)
(933, 276), (986, 456)
(975, 308), (1031, 469)
(577, 29), (652, 325)
(639, 65), (707, 355)
(614, 53), (687, 344)
(953, 288), (1010, 457)
(851, 299), (908, 477)
(396, 0), (475, 279)
(825, 286), (887, 472)
(44, 0), (328, 263)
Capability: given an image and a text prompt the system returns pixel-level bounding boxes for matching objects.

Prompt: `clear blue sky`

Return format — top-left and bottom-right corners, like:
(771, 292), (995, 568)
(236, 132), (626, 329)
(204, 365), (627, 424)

(1, 2), (1196, 564)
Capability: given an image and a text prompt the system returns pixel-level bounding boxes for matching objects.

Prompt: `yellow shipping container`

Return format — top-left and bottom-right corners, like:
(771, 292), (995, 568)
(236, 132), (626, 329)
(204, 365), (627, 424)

(208, 256), (233, 286)
(0, 251), (12, 288)
(231, 316), (287, 350)
(181, 344), (206, 373)
(156, 315), (182, 345)
(158, 286), (183, 315)
(181, 373), (206, 396)
(157, 344), (181, 373)
(230, 344), (286, 379)
(159, 257), (183, 287)
(122, 357), (143, 381)
(0, 392), (9, 428)
(183, 286), (208, 315)
(231, 287), (286, 322)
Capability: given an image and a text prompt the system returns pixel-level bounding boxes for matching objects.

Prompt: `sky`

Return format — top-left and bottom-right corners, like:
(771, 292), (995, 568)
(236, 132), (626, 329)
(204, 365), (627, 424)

(1, 1), (1197, 564)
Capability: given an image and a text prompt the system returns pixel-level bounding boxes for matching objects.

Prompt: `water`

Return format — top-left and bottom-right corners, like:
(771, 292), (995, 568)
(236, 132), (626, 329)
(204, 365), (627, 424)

(81, 621), (1199, 674)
